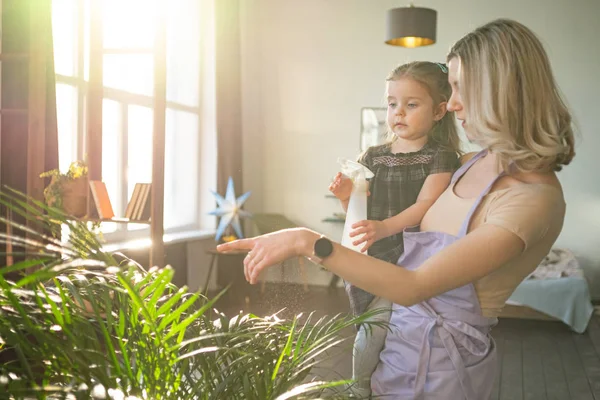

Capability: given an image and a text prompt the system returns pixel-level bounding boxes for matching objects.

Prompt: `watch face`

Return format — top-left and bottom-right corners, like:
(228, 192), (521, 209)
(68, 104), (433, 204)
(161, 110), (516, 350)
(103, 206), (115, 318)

(315, 237), (333, 258)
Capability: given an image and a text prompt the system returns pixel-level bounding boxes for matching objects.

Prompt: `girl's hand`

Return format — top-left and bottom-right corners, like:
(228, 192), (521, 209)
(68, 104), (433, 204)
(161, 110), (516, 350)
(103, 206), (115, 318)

(216, 228), (317, 285)
(350, 220), (388, 253)
(328, 172), (353, 201)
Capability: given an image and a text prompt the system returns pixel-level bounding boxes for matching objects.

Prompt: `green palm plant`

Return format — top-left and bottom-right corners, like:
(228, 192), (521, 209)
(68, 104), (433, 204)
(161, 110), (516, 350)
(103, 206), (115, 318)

(0, 188), (385, 399)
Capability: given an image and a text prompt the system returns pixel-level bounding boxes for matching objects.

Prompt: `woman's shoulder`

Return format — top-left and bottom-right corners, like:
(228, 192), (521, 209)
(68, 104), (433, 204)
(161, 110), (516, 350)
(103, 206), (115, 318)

(488, 180), (565, 219)
(494, 181), (563, 199)
(494, 170), (563, 197)
(484, 181), (565, 249)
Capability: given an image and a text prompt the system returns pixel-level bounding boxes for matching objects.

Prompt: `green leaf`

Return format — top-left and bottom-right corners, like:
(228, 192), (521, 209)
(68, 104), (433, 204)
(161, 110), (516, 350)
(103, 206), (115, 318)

(275, 380), (351, 400)
(0, 188), (364, 399)
(272, 317), (296, 383)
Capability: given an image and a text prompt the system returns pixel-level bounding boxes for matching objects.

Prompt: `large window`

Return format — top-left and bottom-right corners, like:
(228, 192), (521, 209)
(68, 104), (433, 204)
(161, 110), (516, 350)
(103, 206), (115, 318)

(52, 0), (212, 242)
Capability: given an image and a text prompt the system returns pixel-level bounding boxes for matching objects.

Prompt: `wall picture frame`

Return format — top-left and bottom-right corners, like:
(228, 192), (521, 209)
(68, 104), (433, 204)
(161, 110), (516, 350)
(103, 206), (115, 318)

(360, 107), (388, 152)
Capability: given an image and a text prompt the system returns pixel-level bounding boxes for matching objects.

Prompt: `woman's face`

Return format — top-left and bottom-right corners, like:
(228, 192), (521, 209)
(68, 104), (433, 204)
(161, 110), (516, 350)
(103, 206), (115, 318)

(447, 58), (472, 140)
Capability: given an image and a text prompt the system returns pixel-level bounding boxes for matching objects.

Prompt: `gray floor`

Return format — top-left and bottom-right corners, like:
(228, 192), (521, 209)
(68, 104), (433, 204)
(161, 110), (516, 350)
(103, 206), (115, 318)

(211, 282), (600, 400)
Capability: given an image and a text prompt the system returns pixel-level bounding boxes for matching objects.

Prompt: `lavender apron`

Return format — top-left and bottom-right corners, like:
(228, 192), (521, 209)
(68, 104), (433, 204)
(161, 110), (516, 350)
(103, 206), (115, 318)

(371, 150), (499, 399)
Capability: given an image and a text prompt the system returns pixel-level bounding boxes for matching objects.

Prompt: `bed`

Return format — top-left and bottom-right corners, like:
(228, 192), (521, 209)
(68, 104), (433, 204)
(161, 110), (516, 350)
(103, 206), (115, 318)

(499, 248), (595, 334)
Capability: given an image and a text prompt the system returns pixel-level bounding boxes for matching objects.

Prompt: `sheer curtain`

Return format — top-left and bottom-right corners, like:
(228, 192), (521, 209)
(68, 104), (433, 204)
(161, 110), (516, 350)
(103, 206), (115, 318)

(215, 0), (243, 199)
(0, 0), (59, 267)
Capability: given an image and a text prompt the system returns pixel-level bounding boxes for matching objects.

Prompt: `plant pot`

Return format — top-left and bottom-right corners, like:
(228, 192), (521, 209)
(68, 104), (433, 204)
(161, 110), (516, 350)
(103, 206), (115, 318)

(49, 177), (88, 218)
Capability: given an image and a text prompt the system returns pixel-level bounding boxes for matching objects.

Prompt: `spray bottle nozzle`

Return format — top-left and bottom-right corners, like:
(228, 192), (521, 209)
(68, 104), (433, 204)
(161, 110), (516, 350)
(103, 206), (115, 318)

(337, 158), (374, 183)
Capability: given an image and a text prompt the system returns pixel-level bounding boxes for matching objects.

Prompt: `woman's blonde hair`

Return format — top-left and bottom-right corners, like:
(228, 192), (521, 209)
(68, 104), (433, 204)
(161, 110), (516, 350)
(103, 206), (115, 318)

(447, 18), (575, 172)
(386, 61), (462, 155)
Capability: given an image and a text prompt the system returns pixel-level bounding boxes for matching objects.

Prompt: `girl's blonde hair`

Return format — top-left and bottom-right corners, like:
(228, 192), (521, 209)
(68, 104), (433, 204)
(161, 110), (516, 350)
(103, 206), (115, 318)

(386, 61), (462, 155)
(447, 18), (575, 172)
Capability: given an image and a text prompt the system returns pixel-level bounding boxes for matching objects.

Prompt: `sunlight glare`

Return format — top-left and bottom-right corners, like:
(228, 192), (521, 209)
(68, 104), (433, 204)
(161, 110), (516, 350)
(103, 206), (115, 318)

(102, 0), (159, 49)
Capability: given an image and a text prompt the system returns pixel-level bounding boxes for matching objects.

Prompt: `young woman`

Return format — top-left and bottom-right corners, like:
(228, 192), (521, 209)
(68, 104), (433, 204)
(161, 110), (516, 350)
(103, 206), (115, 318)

(218, 19), (574, 399)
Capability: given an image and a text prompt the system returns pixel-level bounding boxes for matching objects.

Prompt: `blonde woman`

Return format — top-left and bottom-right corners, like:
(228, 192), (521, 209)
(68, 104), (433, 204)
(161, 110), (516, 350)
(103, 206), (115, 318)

(218, 19), (574, 399)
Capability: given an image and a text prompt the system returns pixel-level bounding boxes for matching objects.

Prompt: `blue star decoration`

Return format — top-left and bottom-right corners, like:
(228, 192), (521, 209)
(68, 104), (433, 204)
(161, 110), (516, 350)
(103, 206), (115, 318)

(208, 177), (252, 242)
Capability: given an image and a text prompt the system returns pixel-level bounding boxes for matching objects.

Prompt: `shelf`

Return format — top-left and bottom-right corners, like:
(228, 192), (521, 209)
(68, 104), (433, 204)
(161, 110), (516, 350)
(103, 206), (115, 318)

(324, 194), (344, 224)
(87, 217), (151, 224)
(322, 217), (345, 224)
(67, 217), (151, 224)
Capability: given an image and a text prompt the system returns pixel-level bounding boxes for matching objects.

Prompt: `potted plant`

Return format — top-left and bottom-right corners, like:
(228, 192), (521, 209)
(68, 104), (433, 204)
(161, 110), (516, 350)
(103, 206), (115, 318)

(0, 188), (383, 399)
(40, 160), (88, 218)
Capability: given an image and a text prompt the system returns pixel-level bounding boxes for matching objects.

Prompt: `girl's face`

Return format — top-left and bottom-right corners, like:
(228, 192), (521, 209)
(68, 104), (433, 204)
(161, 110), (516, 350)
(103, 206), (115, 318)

(447, 58), (471, 138)
(386, 77), (446, 143)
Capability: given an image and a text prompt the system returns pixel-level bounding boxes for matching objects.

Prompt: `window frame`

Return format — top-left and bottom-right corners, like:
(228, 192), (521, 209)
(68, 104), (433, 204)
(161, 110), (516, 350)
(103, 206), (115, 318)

(53, 0), (209, 246)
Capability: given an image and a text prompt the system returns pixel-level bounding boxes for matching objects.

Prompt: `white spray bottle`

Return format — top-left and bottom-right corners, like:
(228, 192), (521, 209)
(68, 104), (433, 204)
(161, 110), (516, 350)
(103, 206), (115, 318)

(338, 158), (374, 253)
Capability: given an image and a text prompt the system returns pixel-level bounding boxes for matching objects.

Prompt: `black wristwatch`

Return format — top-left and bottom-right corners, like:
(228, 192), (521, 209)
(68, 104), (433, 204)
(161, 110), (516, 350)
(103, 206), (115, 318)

(310, 236), (334, 264)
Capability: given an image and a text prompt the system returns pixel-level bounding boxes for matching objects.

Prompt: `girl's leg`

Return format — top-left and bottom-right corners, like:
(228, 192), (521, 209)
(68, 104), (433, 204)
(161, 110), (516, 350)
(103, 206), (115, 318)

(351, 296), (392, 398)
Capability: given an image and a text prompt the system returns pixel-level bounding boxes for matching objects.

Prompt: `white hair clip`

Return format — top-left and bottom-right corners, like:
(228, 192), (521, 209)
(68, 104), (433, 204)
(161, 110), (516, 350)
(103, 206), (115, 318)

(436, 63), (448, 73)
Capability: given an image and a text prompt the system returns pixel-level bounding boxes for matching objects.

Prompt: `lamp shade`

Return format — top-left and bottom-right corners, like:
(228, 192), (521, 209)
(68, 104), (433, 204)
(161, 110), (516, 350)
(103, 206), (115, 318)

(385, 6), (437, 48)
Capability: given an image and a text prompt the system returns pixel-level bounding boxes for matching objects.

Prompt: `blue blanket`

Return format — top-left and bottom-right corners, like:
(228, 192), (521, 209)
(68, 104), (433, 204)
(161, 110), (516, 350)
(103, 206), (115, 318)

(507, 276), (594, 333)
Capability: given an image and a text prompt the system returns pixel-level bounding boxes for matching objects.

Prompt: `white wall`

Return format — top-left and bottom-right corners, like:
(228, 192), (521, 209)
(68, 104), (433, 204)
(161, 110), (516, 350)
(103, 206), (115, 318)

(238, 0), (600, 297)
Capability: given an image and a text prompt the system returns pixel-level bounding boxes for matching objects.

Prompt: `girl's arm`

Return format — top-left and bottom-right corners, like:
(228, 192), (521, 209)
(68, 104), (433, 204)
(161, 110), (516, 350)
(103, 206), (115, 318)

(217, 224), (525, 306)
(330, 149), (373, 213)
(340, 199), (350, 213)
(328, 172), (352, 212)
(328, 172), (371, 213)
(350, 172), (452, 251)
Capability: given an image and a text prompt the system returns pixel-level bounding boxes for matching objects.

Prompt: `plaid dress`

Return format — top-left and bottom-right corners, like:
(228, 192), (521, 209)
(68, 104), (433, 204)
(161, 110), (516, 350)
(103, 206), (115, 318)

(346, 141), (460, 316)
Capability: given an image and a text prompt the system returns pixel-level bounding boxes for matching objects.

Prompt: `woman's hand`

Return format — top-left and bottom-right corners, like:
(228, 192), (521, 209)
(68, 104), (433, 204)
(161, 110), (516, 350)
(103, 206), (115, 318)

(328, 172), (353, 201)
(350, 220), (388, 253)
(216, 228), (317, 284)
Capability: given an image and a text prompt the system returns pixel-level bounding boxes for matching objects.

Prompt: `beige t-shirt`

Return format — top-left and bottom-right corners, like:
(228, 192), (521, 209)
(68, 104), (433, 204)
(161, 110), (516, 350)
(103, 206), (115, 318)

(420, 181), (566, 318)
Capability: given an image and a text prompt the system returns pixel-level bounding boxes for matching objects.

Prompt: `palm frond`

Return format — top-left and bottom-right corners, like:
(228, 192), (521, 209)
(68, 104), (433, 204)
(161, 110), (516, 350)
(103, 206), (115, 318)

(0, 188), (384, 399)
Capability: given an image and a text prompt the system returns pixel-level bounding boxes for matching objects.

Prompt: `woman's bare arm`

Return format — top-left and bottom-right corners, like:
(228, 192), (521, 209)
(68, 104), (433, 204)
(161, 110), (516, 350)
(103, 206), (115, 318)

(218, 224), (524, 306)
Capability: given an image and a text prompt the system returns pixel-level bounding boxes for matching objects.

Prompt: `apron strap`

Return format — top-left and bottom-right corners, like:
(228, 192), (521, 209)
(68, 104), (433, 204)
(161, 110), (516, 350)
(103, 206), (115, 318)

(407, 148), (503, 399)
(451, 149), (488, 185)
(457, 151), (506, 237)
(413, 303), (490, 400)
(438, 326), (480, 400)
(414, 319), (436, 400)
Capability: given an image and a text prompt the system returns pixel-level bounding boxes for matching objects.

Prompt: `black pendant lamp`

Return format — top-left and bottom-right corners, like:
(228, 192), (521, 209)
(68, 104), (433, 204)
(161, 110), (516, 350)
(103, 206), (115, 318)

(385, 4), (437, 48)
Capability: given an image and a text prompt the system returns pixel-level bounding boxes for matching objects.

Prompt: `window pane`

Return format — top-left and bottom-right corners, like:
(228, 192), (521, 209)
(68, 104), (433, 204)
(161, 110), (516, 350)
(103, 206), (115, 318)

(84, 0), (90, 81)
(52, 0), (77, 76)
(164, 109), (199, 230)
(166, 0), (200, 107)
(102, 99), (121, 217)
(127, 105), (153, 230)
(56, 83), (78, 173)
(104, 54), (154, 96)
(103, 0), (157, 49)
